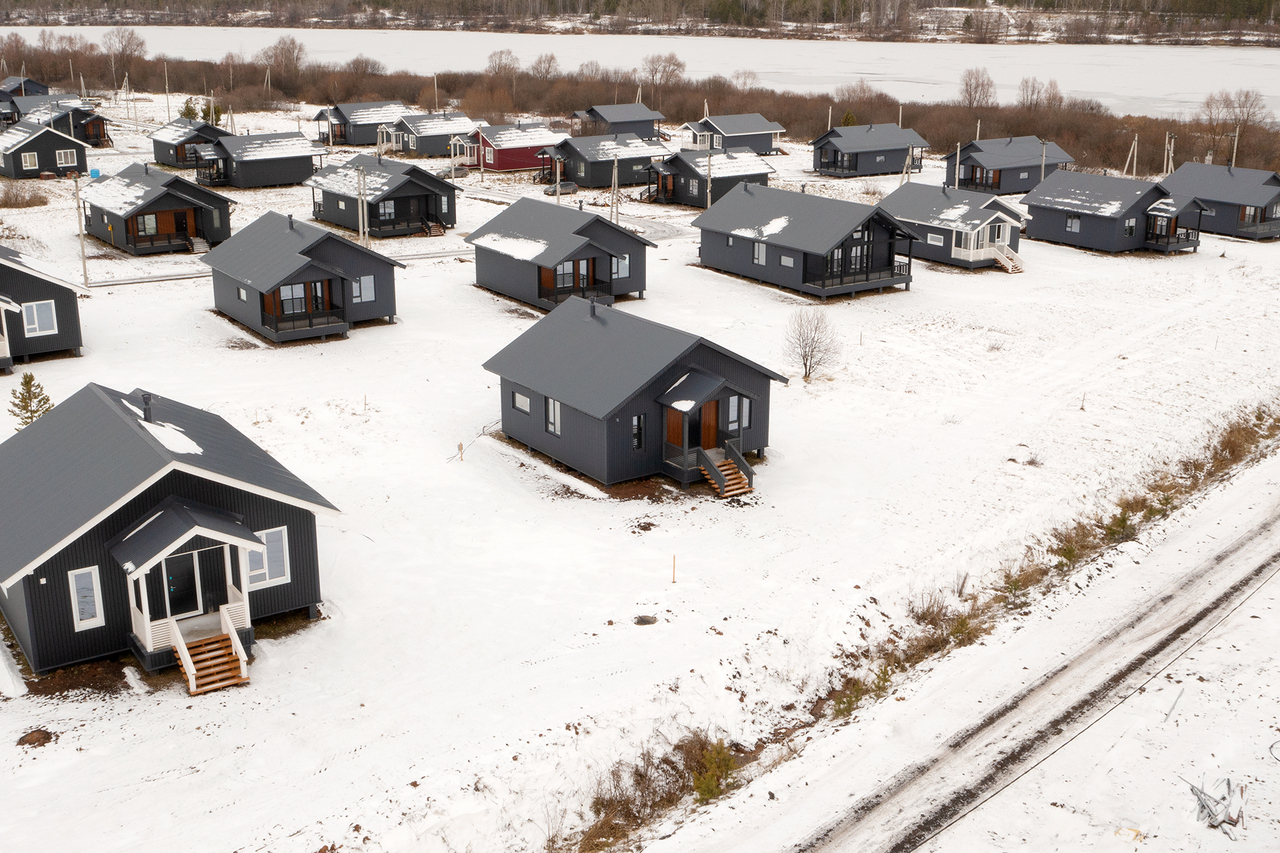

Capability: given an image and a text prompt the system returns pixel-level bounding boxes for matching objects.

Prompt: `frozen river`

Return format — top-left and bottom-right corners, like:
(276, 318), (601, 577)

(8, 24), (1276, 115)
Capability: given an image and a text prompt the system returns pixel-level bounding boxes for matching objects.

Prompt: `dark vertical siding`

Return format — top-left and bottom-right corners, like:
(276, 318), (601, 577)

(0, 131), (87, 178)
(474, 247), (541, 308)
(498, 378), (608, 483)
(1196, 201), (1243, 238)
(19, 469), (322, 672)
(305, 239), (398, 323)
(318, 190), (362, 232)
(0, 269), (83, 359)
(212, 269), (266, 334)
(698, 227), (804, 290)
(579, 221), (649, 298)
(232, 156), (315, 188)
(1025, 200), (1149, 253)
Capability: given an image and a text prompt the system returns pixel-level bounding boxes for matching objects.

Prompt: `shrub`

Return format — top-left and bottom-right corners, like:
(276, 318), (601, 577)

(692, 739), (736, 802)
(0, 181), (48, 208)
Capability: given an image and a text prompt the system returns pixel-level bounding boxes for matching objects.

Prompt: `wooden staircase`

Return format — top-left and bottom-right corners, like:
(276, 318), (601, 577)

(422, 218), (446, 237)
(700, 457), (754, 498)
(993, 246), (1024, 274)
(175, 633), (249, 695)
(187, 236), (211, 254)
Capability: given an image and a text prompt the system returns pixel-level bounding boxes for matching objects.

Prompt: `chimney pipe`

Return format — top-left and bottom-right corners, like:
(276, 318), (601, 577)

(141, 392), (154, 423)
(288, 213), (294, 229)
(143, 162), (149, 174)
(801, 183), (806, 194)
(589, 296), (597, 317)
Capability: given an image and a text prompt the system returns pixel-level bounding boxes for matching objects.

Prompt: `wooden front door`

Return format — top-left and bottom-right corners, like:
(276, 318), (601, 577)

(174, 210), (188, 234)
(666, 407), (682, 446)
(700, 400), (718, 449)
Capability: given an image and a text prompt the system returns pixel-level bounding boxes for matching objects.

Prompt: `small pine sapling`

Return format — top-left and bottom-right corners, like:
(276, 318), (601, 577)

(8, 372), (53, 431)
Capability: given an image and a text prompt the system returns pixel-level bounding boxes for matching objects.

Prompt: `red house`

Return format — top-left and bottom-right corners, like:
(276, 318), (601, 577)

(457, 123), (568, 172)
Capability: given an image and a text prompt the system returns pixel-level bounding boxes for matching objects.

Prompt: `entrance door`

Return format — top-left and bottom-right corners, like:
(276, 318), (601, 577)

(164, 553), (201, 619)
(700, 400), (718, 449)
(174, 211), (188, 234)
(666, 408), (682, 446)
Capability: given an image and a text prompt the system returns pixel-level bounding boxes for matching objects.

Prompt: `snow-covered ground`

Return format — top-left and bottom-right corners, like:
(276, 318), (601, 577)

(8, 25), (1280, 115)
(1, 99), (1278, 852)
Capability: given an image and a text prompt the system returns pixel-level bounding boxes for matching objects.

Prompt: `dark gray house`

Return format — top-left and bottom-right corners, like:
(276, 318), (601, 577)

(0, 382), (338, 692)
(16, 96), (112, 147)
(572, 103), (665, 139)
(195, 132), (326, 188)
(645, 148), (774, 208)
(306, 154), (458, 237)
(0, 244), (88, 373)
(80, 163), (233, 256)
(0, 76), (48, 104)
(150, 118), (234, 167)
(392, 111), (482, 157)
(483, 296), (786, 493)
(465, 197), (655, 310)
(1160, 162), (1280, 240)
(1023, 170), (1204, 254)
(314, 101), (410, 146)
(944, 136), (1075, 195)
(537, 133), (669, 188)
(693, 183), (918, 298)
(0, 120), (87, 178)
(681, 113), (786, 155)
(878, 182), (1024, 271)
(811, 123), (929, 177)
(202, 210), (404, 343)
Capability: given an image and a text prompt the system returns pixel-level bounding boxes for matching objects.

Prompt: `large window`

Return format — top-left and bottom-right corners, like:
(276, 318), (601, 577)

(68, 566), (105, 631)
(353, 275), (375, 303)
(1066, 214), (1081, 233)
(248, 527), (290, 589)
(20, 152), (37, 170)
(688, 178), (699, 196)
(56, 149), (77, 167)
(137, 214), (158, 236)
(279, 283), (307, 315)
(1124, 218), (1136, 237)
(555, 260), (576, 290)
(631, 414), (645, 450)
(22, 301), (57, 337)
(752, 242), (766, 266)
(727, 396), (752, 431)
(378, 200), (395, 219)
(546, 398), (562, 436)
(485, 147), (494, 164)
(612, 254), (630, 279)
(826, 246), (843, 275)
(1242, 205), (1260, 223)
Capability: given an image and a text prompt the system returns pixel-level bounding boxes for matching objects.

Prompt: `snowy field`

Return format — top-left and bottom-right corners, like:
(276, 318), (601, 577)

(1, 98), (1279, 853)
(8, 25), (1280, 115)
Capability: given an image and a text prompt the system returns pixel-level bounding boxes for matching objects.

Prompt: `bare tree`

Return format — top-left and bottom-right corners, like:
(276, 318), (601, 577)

(486, 48), (520, 79)
(1016, 76), (1044, 110)
(255, 35), (307, 90)
(958, 67), (997, 109)
(640, 52), (685, 108)
(784, 308), (841, 381)
(103, 26), (145, 88)
(1042, 79), (1064, 111)
(530, 52), (559, 81)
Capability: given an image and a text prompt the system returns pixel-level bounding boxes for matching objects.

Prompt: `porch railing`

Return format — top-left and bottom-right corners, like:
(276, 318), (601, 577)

(1237, 219), (1280, 237)
(127, 232), (195, 250)
(219, 605), (250, 679)
(168, 618), (198, 693)
(695, 447), (727, 493)
(957, 178), (1000, 192)
(664, 441), (697, 469)
(538, 280), (613, 305)
(723, 442), (754, 489)
(1146, 227), (1199, 247)
(313, 200), (323, 218)
(805, 260), (910, 290)
(262, 308), (346, 333)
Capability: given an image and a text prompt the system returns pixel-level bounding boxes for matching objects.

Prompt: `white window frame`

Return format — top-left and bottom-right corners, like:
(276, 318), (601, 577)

(713, 134), (723, 148)
(780, 255), (794, 267)
(337, 199), (347, 210)
(927, 233), (945, 246)
(612, 253), (630, 279)
(20, 151), (38, 170)
(353, 274), (376, 303)
(55, 149), (77, 168)
(752, 242), (766, 266)
(408, 135), (416, 150)
(68, 566), (106, 631)
(1124, 217), (1136, 237)
(22, 300), (57, 337)
(546, 398), (562, 436)
(688, 178), (699, 196)
(512, 391), (531, 413)
(485, 147), (494, 164)
(1066, 214), (1081, 234)
(247, 526), (291, 590)
(237, 287), (248, 302)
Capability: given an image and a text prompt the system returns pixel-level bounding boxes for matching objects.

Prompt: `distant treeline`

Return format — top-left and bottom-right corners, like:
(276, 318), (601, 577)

(2, 0), (1280, 43)
(3, 28), (1277, 173)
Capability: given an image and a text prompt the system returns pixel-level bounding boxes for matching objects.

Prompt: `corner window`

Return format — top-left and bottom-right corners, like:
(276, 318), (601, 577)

(353, 275), (375, 303)
(612, 254), (630, 279)
(68, 566), (106, 631)
(927, 233), (945, 246)
(1124, 217), (1136, 237)
(138, 214), (158, 236)
(1066, 214), (1081, 234)
(22, 300), (57, 337)
(237, 287), (247, 302)
(378, 200), (394, 219)
(752, 242), (766, 266)
(20, 152), (37, 170)
(780, 255), (794, 268)
(56, 149), (77, 167)
(631, 414), (645, 450)
(546, 398), (562, 436)
(247, 527), (290, 589)
(512, 391), (531, 413)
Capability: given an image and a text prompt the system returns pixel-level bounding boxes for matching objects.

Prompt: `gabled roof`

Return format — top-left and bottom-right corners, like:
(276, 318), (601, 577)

(149, 117), (233, 146)
(0, 383), (338, 589)
(106, 496), (265, 578)
(483, 297), (785, 421)
(305, 153), (459, 202)
(556, 133), (669, 163)
(217, 132), (326, 162)
(1161, 161), (1280, 208)
(202, 210), (404, 292)
(476, 123), (568, 150)
(0, 244), (89, 295)
(1146, 194), (1206, 218)
(577, 103), (665, 124)
(395, 111), (482, 137)
(878, 182), (1022, 232)
(10, 94), (86, 116)
(465, 197), (656, 268)
(0, 77), (43, 94)
(947, 136), (1074, 170)
(317, 101), (410, 126)
(684, 113), (786, 138)
(17, 97), (101, 127)
(1022, 170), (1161, 218)
(0, 119), (82, 154)
(692, 183), (918, 254)
(811, 123), (929, 154)
(665, 147), (775, 179)
(81, 162), (232, 218)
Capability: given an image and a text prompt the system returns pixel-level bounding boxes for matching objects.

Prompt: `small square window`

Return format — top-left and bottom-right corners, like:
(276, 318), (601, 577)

(1019, 171), (1029, 180)
(875, 154), (886, 162)
(22, 300), (57, 337)
(780, 255), (794, 267)
(68, 567), (105, 631)
(513, 391), (531, 413)
(237, 287), (247, 302)
(337, 199), (346, 210)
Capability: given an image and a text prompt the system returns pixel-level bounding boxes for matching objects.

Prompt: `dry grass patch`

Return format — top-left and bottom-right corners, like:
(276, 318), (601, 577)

(0, 181), (48, 208)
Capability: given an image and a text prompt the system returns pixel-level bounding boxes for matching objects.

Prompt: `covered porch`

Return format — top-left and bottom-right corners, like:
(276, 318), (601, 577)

(109, 497), (260, 694)
(194, 145), (228, 186)
(1145, 198), (1203, 252)
(537, 255), (616, 307)
(644, 161), (680, 204)
(260, 275), (349, 342)
(657, 368), (757, 497)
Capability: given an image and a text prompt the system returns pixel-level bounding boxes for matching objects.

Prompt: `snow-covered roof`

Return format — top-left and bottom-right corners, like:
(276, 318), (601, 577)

(685, 113), (786, 138)
(397, 112), (480, 137)
(674, 147), (775, 179)
(1022, 170), (1158, 219)
(80, 163), (228, 218)
(19, 97), (91, 125)
(478, 123), (568, 150)
(464, 196), (654, 267)
(149, 117), (227, 145)
(218, 132), (325, 162)
(0, 120), (79, 154)
(813, 123), (929, 154)
(879, 182), (1023, 232)
(559, 133), (669, 163)
(341, 101), (410, 126)
(304, 153), (458, 202)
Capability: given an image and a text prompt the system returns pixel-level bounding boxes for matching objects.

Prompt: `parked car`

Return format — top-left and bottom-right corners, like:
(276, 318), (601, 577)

(543, 180), (579, 196)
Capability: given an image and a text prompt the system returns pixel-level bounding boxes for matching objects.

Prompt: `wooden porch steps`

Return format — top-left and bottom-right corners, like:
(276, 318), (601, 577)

(993, 247), (1024, 274)
(700, 458), (754, 498)
(187, 236), (211, 254)
(175, 633), (249, 695)
(423, 220), (446, 237)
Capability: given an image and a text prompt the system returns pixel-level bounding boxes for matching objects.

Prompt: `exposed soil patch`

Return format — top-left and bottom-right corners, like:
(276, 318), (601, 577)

(17, 728), (56, 748)
(24, 654), (182, 697)
(253, 605), (324, 642)
(224, 337), (261, 350)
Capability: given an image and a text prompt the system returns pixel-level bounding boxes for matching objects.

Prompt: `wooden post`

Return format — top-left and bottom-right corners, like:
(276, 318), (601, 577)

(827, 104), (832, 131)
(955, 142), (961, 189)
(165, 61), (170, 123)
(72, 173), (89, 290)
(1232, 124), (1239, 168)
(672, 555), (676, 583)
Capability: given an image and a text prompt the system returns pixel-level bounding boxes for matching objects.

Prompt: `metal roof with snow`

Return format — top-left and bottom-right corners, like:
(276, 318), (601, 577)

(465, 197), (655, 268)
(0, 77), (42, 94)
(947, 136), (1074, 171)
(81, 162), (231, 218)
(335, 100), (410, 126)
(878, 182), (1022, 232)
(1022, 170), (1161, 218)
(683, 113), (786, 138)
(692, 183), (917, 255)
(668, 147), (775, 179)
(811, 123), (929, 154)
(217, 132), (325, 162)
(201, 210), (404, 293)
(556, 133), (669, 163)
(0, 244), (89, 295)
(305, 153), (458, 202)
(476, 123), (568, 150)
(1161, 161), (1280, 209)
(149, 117), (231, 146)
(0, 119), (81, 154)
(483, 296), (783, 421)
(576, 103), (665, 124)
(395, 111), (481, 137)
(0, 382), (338, 589)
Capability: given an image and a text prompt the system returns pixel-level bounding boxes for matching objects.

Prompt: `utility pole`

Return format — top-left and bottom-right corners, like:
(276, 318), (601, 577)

(976, 119), (981, 141)
(434, 75), (439, 112)
(705, 151), (712, 211)
(164, 61), (170, 123)
(611, 155), (620, 224)
(955, 142), (961, 189)
(357, 166), (369, 248)
(555, 157), (561, 204)
(1040, 138), (1047, 182)
(72, 173), (89, 290)
(827, 104), (832, 131)
(1232, 124), (1240, 168)
(898, 103), (903, 127)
